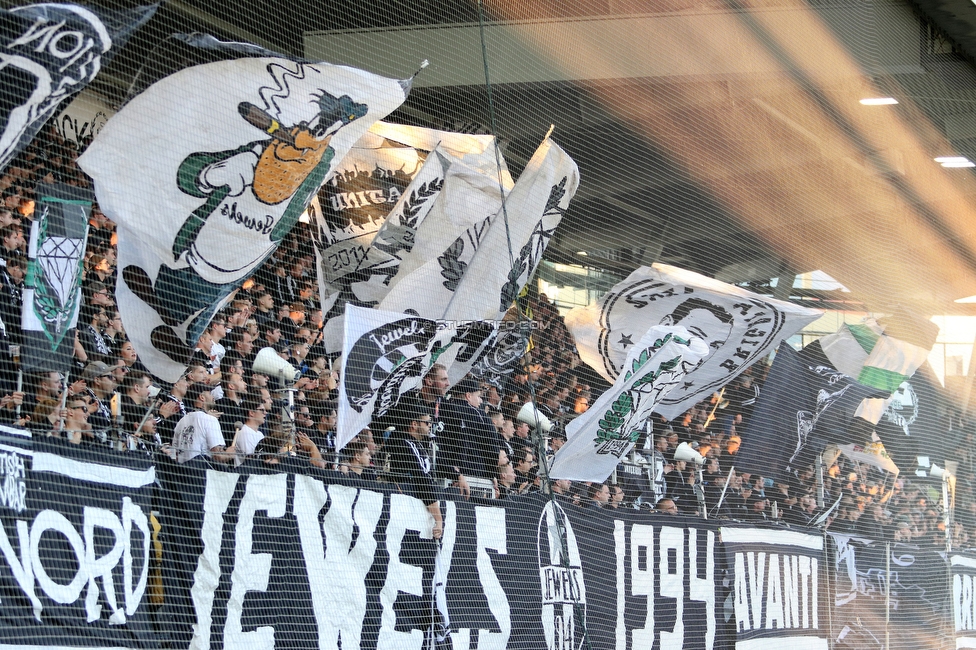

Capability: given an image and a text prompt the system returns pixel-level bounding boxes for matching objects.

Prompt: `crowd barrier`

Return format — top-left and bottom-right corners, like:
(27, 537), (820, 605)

(0, 433), (972, 650)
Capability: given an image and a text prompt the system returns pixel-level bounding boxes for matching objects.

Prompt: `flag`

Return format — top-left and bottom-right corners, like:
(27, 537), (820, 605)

(735, 344), (888, 480)
(337, 304), (458, 451)
(311, 126), (507, 302)
(566, 264), (822, 420)
(377, 157), (511, 318)
(550, 325), (709, 482)
(79, 53), (408, 382)
(442, 137), (579, 321)
(0, 2), (155, 172)
(21, 183), (89, 371)
(871, 362), (953, 474)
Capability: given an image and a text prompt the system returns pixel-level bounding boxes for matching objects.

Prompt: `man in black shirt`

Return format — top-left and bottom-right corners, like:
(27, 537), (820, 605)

(385, 401), (443, 539)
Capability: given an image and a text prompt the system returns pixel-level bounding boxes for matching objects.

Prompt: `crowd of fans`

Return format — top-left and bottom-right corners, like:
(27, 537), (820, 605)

(0, 123), (972, 550)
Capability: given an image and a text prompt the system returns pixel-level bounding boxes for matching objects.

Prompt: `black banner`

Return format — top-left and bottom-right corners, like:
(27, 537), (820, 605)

(830, 534), (950, 649)
(1, 447), (968, 650)
(0, 436), (156, 648)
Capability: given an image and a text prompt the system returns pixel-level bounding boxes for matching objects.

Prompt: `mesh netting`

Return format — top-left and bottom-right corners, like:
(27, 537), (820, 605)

(0, 1), (975, 649)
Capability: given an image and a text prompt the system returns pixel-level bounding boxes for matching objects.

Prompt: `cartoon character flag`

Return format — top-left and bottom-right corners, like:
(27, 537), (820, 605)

(550, 325), (708, 482)
(79, 55), (408, 381)
(0, 2), (155, 173)
(566, 264), (823, 420)
(21, 183), (89, 371)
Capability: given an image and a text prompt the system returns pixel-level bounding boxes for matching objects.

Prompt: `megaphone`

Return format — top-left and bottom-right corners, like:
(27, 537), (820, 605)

(674, 441), (705, 465)
(252, 347), (301, 384)
(517, 402), (552, 434)
(929, 464), (948, 480)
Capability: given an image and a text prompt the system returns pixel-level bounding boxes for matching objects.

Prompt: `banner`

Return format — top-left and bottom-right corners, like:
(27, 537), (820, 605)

(0, 437), (156, 648)
(4, 447), (966, 650)
(832, 534), (949, 649)
(951, 554), (976, 650)
(155, 457), (729, 650)
(722, 526), (828, 649)
(566, 264), (822, 420)
(21, 183), (89, 372)
(337, 304), (458, 450)
(313, 125), (509, 351)
(378, 158), (511, 319)
(551, 326), (708, 482)
(79, 53), (408, 381)
(0, 2), (155, 172)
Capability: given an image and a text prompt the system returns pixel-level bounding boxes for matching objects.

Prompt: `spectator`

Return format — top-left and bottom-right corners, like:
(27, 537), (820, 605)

(497, 461), (517, 499)
(83, 360), (117, 436)
(385, 400), (442, 539)
(341, 437), (375, 480)
(443, 376), (501, 494)
(171, 384), (234, 464)
(231, 395), (267, 464)
(587, 482), (611, 508)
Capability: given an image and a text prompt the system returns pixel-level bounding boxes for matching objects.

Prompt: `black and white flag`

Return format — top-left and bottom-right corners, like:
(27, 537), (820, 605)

(0, 2), (155, 172)
(79, 49), (408, 381)
(21, 183), (89, 372)
(566, 264), (822, 419)
(337, 304), (458, 450)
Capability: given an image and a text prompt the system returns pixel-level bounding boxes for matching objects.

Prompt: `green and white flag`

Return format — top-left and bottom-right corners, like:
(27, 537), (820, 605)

(550, 325), (708, 482)
(21, 183), (90, 372)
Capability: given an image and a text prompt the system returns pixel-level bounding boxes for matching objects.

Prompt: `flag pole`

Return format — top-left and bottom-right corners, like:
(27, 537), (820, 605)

(712, 465), (734, 517)
(816, 452), (825, 508)
(57, 371), (69, 435)
(14, 367), (22, 419)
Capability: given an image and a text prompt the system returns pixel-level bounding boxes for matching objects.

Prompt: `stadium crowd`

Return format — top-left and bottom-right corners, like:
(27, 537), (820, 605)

(0, 121), (971, 550)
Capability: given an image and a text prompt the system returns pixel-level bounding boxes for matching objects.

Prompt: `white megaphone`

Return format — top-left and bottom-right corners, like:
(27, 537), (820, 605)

(252, 347), (301, 384)
(929, 464), (948, 480)
(674, 441), (705, 465)
(517, 402), (553, 434)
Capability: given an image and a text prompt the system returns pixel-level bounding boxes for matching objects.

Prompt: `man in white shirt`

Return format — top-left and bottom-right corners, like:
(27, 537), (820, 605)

(172, 384), (235, 464)
(231, 395), (266, 465)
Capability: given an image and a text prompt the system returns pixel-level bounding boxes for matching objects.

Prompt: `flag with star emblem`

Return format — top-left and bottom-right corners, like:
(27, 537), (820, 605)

(566, 264), (822, 419)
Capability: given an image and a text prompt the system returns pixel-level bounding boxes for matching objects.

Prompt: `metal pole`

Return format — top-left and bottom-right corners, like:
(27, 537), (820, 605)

(56, 371), (69, 434)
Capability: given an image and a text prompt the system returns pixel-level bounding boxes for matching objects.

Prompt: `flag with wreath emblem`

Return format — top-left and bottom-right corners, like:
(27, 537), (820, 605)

(21, 183), (90, 371)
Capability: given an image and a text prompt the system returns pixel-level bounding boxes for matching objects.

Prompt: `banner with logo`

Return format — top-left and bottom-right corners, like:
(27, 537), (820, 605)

(0, 2), (155, 173)
(0, 437), (156, 649)
(566, 264), (822, 420)
(79, 53), (408, 382)
(21, 183), (90, 372)
(5, 448), (966, 650)
(337, 304), (459, 450)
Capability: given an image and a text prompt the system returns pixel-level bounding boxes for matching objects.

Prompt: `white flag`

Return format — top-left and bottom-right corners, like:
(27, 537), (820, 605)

(79, 56), (407, 381)
(443, 137), (579, 321)
(567, 264), (823, 419)
(337, 305), (458, 451)
(550, 326), (709, 482)
(378, 159), (510, 317)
